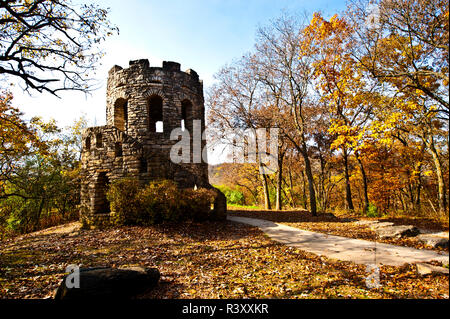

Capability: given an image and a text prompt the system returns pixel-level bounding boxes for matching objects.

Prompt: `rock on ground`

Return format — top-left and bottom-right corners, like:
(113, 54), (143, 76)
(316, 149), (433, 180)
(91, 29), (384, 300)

(369, 222), (395, 230)
(54, 266), (160, 299)
(417, 233), (449, 249)
(374, 225), (420, 239)
(354, 220), (379, 226)
(416, 263), (449, 276)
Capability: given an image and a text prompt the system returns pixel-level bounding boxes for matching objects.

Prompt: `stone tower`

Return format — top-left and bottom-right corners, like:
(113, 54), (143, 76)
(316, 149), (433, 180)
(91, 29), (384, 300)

(80, 59), (225, 226)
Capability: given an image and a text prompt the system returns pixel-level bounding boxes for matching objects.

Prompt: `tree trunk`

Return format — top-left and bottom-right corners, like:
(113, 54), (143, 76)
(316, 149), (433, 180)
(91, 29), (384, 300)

(343, 148), (354, 211)
(301, 169), (308, 210)
(356, 153), (369, 214)
(34, 197), (46, 231)
(415, 175), (421, 212)
(300, 142), (317, 216)
(399, 192), (406, 211)
(287, 167), (296, 207)
(275, 168), (282, 210)
(275, 152), (284, 210)
(256, 138), (272, 210)
(261, 173), (271, 210)
(427, 140), (447, 215)
(317, 153), (326, 212)
(407, 182), (415, 211)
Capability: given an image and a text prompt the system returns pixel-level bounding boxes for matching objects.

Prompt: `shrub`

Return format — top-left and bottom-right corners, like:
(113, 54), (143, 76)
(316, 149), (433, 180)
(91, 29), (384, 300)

(215, 185), (245, 205)
(137, 180), (184, 224)
(228, 189), (245, 205)
(182, 188), (217, 221)
(107, 178), (141, 225)
(366, 203), (379, 218)
(107, 179), (219, 226)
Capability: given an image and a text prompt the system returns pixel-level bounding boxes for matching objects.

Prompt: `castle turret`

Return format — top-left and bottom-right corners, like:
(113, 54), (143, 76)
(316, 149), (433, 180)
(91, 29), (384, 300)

(106, 59), (204, 139)
(79, 59), (222, 226)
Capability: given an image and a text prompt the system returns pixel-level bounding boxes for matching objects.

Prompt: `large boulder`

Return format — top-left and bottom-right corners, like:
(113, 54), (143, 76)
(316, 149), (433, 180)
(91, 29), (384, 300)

(54, 266), (160, 299)
(375, 225), (420, 239)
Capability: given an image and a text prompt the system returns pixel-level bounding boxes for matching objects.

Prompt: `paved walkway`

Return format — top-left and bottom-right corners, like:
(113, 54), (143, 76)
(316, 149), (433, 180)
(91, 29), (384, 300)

(228, 216), (449, 266)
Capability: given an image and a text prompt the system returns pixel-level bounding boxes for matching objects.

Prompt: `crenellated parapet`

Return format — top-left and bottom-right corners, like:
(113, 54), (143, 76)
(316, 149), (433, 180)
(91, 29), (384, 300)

(105, 59), (204, 141)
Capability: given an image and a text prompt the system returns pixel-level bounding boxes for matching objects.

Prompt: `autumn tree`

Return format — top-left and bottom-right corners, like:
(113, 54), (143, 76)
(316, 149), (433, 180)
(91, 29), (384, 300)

(0, 1), (115, 233)
(252, 102), (291, 210)
(0, 92), (44, 200)
(301, 13), (380, 213)
(348, 0), (449, 215)
(0, 0), (117, 95)
(253, 14), (319, 215)
(209, 5), (447, 218)
(349, 0), (448, 118)
(0, 111), (83, 234)
(207, 54), (275, 210)
(211, 163), (262, 206)
(283, 151), (308, 209)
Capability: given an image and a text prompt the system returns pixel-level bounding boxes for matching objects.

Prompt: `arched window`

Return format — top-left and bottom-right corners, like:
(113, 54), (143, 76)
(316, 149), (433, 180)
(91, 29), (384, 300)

(85, 136), (91, 151)
(95, 133), (103, 148)
(114, 98), (128, 131)
(147, 95), (163, 133)
(114, 142), (122, 157)
(181, 99), (192, 132)
(140, 158), (148, 173)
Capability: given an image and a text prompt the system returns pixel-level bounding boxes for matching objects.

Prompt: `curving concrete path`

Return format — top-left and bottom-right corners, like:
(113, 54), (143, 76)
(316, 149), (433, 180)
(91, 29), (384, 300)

(228, 216), (449, 267)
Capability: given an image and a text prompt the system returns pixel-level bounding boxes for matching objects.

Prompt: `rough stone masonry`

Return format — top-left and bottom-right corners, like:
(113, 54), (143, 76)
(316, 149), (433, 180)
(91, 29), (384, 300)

(80, 59), (226, 226)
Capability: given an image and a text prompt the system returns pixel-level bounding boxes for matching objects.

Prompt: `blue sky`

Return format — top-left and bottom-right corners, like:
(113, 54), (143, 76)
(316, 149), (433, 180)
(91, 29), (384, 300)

(12, 0), (348, 128)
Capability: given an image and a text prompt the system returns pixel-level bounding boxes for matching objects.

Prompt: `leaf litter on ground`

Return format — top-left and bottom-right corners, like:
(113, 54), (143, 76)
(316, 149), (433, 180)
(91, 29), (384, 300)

(0, 219), (448, 299)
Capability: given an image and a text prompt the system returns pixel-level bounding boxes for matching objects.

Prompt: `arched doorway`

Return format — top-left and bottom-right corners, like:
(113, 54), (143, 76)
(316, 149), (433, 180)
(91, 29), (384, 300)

(93, 172), (110, 214)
